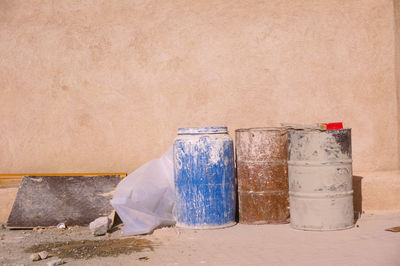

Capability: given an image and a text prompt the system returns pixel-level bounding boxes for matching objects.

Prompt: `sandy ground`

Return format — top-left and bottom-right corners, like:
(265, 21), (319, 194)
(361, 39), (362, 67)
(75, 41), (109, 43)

(1, 212), (399, 266)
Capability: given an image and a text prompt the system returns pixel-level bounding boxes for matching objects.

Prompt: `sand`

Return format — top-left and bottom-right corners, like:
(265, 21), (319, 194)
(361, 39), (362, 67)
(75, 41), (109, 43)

(1, 211), (399, 266)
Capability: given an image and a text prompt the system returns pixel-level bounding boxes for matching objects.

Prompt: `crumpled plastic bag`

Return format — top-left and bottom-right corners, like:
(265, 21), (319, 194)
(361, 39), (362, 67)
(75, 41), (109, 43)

(111, 147), (175, 235)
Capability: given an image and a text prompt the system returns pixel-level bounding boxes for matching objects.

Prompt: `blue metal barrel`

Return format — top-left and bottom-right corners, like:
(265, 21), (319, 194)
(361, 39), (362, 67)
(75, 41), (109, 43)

(173, 127), (236, 229)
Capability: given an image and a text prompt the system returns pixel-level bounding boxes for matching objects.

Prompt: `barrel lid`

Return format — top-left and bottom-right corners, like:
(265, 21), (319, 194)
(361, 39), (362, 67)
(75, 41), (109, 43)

(178, 127), (228, 135)
(281, 123), (350, 132)
(287, 128), (351, 132)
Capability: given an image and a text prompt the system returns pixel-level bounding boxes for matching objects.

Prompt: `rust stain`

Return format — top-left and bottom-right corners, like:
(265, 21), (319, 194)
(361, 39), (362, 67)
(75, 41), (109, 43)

(236, 128), (289, 224)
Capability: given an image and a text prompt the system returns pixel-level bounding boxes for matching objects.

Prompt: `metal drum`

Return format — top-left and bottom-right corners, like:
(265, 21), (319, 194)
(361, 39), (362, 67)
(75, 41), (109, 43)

(288, 129), (354, 230)
(173, 127), (236, 229)
(236, 128), (289, 224)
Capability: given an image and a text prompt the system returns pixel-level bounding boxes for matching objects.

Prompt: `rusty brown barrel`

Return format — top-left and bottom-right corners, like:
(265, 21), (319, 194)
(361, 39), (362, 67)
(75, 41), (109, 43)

(235, 127), (289, 224)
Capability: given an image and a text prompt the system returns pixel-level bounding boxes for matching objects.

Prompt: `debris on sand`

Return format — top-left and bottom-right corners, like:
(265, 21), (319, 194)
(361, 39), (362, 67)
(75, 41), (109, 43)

(385, 226), (400, 232)
(33, 227), (44, 233)
(26, 237), (157, 260)
(30, 250), (49, 261)
(30, 253), (40, 261)
(39, 251), (49, 259)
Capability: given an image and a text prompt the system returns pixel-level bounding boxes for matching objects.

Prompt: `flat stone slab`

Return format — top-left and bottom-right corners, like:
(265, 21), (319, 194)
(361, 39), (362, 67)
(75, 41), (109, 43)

(7, 175), (122, 228)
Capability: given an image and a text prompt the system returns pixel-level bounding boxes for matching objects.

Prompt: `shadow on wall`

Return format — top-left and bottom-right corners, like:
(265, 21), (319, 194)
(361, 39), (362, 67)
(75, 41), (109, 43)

(353, 175), (363, 221)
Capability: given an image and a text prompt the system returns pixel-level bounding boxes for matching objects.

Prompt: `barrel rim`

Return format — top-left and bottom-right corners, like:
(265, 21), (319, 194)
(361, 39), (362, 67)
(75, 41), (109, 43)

(177, 126), (228, 135)
(290, 224), (354, 231)
(175, 221), (237, 230)
(235, 127), (287, 133)
(287, 128), (351, 132)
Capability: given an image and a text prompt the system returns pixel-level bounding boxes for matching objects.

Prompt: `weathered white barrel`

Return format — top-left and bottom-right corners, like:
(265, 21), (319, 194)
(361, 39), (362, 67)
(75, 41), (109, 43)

(288, 129), (354, 231)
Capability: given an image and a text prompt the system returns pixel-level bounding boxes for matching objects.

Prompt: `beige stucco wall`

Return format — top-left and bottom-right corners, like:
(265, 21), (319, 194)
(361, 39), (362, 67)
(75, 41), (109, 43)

(395, 0), (400, 169)
(0, 0), (398, 173)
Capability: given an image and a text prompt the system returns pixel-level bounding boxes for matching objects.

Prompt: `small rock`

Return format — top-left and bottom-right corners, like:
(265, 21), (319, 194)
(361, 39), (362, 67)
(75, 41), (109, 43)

(39, 251), (49, 260)
(47, 259), (63, 266)
(0, 223), (5, 230)
(30, 253), (40, 261)
(106, 233), (111, 237)
(89, 217), (111, 236)
(56, 223), (66, 229)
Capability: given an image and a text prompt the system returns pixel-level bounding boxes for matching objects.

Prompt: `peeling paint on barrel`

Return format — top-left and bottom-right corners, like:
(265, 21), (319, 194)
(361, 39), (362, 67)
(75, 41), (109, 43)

(173, 127), (236, 229)
(235, 128), (289, 224)
(288, 129), (354, 231)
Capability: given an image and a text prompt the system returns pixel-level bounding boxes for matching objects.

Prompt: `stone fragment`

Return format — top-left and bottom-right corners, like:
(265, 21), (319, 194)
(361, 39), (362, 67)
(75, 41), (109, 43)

(38, 251), (49, 259)
(30, 253), (40, 261)
(89, 217), (110, 236)
(56, 223), (66, 229)
(47, 259), (63, 266)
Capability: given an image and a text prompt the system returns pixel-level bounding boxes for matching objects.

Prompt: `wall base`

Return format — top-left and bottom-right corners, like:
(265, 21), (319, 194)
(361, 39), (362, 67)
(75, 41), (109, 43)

(354, 171), (400, 212)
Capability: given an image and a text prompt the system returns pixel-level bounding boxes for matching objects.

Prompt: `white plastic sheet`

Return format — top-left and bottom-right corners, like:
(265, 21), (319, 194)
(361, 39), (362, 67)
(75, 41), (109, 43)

(111, 147), (175, 235)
